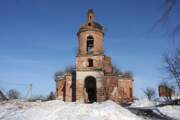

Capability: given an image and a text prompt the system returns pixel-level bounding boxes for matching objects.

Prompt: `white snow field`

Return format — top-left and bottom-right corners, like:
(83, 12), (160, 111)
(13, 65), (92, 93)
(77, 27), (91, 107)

(158, 105), (180, 120)
(131, 98), (157, 108)
(130, 98), (180, 120)
(0, 100), (143, 120)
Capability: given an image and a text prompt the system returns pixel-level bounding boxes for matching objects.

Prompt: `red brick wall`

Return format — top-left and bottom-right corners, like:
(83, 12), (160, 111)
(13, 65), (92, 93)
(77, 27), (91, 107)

(117, 79), (133, 103)
(65, 75), (72, 102)
(76, 55), (104, 70)
(56, 74), (133, 103)
(103, 56), (113, 73)
(78, 31), (104, 55)
(104, 75), (118, 100)
(55, 80), (65, 100)
(55, 74), (73, 101)
(76, 80), (84, 102)
(103, 76), (133, 103)
(159, 85), (175, 98)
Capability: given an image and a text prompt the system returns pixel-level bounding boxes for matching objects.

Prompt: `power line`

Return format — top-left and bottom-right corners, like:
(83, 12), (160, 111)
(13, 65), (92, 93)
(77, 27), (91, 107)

(0, 80), (47, 99)
(24, 84), (32, 99)
(0, 80), (33, 100)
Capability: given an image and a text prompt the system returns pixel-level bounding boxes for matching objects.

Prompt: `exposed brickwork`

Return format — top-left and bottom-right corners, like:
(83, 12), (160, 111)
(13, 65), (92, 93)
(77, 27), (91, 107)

(76, 80), (84, 102)
(117, 78), (133, 103)
(77, 31), (104, 55)
(103, 56), (113, 73)
(159, 85), (175, 98)
(65, 75), (72, 102)
(76, 55), (104, 71)
(96, 87), (107, 102)
(55, 80), (65, 100)
(55, 9), (134, 104)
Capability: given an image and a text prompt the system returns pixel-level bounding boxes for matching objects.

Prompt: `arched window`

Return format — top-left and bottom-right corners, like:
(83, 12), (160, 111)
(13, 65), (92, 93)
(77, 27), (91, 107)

(88, 58), (93, 67)
(89, 15), (92, 21)
(87, 36), (94, 53)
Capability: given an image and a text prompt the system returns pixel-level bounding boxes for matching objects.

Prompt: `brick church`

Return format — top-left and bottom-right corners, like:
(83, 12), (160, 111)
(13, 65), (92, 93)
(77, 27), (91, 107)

(55, 9), (133, 104)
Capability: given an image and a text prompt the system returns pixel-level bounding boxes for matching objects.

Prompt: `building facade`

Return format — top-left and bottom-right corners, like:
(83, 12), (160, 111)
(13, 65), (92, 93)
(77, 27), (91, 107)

(55, 10), (133, 104)
(159, 85), (175, 99)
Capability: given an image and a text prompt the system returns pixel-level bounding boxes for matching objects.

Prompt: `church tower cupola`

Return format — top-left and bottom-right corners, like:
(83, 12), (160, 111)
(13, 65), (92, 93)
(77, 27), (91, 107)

(77, 9), (104, 35)
(77, 9), (104, 56)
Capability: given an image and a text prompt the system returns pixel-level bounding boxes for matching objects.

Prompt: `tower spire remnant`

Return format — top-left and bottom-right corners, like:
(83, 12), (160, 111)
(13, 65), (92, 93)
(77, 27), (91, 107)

(87, 9), (94, 23)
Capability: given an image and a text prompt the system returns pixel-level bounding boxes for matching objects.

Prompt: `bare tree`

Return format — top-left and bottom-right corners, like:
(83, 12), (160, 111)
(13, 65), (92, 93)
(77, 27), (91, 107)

(123, 71), (133, 79)
(55, 65), (75, 80)
(157, 0), (176, 24)
(7, 89), (20, 100)
(164, 48), (180, 90)
(30, 95), (47, 101)
(155, 0), (180, 39)
(112, 65), (123, 75)
(112, 65), (133, 79)
(64, 66), (76, 74)
(143, 87), (156, 100)
(159, 80), (175, 90)
(47, 91), (55, 100)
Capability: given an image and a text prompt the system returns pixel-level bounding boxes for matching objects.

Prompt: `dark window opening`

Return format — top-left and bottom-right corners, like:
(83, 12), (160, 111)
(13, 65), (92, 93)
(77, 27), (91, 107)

(89, 15), (92, 20)
(88, 59), (93, 67)
(88, 23), (91, 26)
(87, 36), (94, 53)
(130, 88), (132, 98)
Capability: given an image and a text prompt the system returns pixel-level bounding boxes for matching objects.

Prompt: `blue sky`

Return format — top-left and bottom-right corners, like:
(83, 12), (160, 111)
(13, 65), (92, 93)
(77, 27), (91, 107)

(0, 0), (179, 98)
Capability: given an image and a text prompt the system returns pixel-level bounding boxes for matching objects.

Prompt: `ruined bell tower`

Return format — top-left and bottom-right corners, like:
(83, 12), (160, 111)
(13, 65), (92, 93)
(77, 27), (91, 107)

(77, 9), (104, 56)
(55, 9), (133, 104)
(76, 9), (112, 102)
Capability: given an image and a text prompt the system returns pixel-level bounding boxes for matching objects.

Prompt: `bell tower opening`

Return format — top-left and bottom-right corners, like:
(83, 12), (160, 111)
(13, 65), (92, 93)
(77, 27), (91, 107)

(85, 76), (97, 103)
(86, 36), (94, 53)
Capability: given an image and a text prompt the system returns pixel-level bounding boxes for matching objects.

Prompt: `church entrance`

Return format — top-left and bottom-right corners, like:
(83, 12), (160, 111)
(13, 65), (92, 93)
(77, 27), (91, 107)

(85, 76), (97, 103)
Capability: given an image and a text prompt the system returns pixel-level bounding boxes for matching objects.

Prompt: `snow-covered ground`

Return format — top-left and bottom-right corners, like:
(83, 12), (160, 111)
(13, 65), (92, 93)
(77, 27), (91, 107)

(0, 100), (143, 120)
(130, 98), (180, 120)
(131, 98), (157, 108)
(157, 105), (180, 120)
(1, 99), (180, 120)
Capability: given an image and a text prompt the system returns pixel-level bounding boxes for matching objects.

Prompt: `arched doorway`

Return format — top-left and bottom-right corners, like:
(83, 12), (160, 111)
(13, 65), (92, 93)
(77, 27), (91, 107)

(85, 76), (97, 103)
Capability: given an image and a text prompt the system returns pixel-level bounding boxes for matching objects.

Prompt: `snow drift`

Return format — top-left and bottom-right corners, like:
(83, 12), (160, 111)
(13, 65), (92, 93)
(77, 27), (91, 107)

(158, 105), (180, 120)
(0, 100), (143, 120)
(131, 98), (156, 108)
